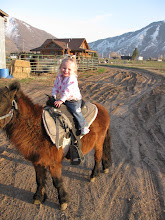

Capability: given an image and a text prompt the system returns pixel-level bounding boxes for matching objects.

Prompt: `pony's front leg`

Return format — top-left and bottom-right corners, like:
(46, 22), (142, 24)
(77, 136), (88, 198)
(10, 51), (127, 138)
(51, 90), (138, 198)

(33, 164), (47, 204)
(49, 164), (69, 211)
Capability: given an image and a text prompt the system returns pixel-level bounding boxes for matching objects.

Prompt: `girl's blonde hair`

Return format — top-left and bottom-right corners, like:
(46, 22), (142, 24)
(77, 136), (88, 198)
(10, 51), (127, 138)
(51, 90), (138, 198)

(59, 55), (78, 75)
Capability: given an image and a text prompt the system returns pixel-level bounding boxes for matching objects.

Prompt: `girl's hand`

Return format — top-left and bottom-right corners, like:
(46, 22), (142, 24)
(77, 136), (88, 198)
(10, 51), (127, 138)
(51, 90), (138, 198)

(54, 100), (63, 108)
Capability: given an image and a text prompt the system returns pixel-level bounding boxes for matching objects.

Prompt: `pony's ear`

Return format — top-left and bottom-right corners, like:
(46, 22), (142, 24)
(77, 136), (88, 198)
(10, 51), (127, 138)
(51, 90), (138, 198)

(8, 81), (20, 100)
(0, 86), (9, 98)
(4, 86), (9, 93)
(10, 89), (18, 100)
(9, 81), (21, 92)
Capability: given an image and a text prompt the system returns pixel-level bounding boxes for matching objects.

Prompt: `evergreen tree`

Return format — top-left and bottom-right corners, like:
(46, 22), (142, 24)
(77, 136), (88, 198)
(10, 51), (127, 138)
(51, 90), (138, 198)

(94, 52), (98, 57)
(131, 48), (139, 60)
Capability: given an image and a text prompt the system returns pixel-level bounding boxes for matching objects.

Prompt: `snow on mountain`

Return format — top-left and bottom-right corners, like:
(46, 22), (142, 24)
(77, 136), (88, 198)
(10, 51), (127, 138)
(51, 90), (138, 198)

(5, 17), (20, 39)
(5, 17), (56, 54)
(89, 20), (165, 58)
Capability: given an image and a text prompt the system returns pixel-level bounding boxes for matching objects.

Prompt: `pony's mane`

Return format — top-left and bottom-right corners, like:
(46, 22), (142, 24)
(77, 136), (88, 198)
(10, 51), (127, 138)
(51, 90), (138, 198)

(18, 91), (42, 116)
(9, 82), (43, 116)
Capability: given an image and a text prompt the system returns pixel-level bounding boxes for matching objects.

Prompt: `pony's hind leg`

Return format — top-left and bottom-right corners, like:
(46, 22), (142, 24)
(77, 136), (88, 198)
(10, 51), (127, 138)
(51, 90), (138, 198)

(33, 164), (47, 204)
(102, 128), (112, 173)
(90, 148), (102, 182)
(90, 128), (112, 182)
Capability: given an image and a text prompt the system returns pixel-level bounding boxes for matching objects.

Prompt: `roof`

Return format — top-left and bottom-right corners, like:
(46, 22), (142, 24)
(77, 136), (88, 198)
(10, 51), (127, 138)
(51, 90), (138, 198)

(0, 9), (8, 17)
(56, 38), (88, 50)
(30, 39), (69, 51)
(31, 38), (89, 52)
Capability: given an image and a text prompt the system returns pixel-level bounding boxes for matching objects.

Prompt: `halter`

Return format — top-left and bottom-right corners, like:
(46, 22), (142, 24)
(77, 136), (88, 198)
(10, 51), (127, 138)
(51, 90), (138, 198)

(0, 100), (18, 122)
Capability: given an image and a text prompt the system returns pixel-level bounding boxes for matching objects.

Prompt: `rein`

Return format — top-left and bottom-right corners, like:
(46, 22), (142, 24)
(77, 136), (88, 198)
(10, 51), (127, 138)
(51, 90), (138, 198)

(0, 109), (14, 120)
(0, 100), (18, 122)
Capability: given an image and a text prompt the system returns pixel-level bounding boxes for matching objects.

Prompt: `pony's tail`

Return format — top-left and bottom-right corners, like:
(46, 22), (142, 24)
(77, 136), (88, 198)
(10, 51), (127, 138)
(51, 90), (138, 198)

(102, 127), (112, 172)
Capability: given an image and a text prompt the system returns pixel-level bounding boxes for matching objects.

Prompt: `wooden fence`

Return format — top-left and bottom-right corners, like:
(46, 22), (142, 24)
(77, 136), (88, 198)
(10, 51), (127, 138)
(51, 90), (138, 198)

(6, 54), (98, 74)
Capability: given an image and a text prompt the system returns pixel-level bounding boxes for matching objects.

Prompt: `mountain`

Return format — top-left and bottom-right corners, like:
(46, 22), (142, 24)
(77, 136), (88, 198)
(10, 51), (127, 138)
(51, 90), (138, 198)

(5, 17), (165, 59)
(89, 20), (165, 59)
(5, 17), (56, 54)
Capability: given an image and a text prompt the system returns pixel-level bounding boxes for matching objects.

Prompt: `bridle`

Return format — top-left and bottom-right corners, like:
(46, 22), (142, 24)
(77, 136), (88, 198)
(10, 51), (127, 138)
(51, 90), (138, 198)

(0, 100), (18, 122)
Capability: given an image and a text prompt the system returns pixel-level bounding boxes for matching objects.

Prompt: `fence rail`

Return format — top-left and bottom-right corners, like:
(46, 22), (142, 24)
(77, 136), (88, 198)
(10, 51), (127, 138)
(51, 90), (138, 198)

(6, 54), (98, 74)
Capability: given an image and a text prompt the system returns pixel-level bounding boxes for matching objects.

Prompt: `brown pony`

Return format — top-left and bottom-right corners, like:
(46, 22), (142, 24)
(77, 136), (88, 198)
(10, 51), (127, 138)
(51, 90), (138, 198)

(0, 81), (111, 210)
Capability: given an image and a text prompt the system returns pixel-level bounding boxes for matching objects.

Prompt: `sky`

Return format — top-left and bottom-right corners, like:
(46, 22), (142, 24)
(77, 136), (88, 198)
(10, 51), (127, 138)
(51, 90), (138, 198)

(1, 0), (165, 42)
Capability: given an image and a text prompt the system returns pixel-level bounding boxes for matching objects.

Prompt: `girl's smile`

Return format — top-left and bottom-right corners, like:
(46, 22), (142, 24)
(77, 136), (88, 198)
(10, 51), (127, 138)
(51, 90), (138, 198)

(61, 60), (76, 78)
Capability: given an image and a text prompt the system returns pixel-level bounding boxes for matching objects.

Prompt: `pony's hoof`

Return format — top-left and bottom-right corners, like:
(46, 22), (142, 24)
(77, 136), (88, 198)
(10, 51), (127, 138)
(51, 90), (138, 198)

(33, 199), (41, 205)
(90, 177), (96, 182)
(104, 168), (109, 174)
(60, 203), (68, 211)
(33, 193), (47, 205)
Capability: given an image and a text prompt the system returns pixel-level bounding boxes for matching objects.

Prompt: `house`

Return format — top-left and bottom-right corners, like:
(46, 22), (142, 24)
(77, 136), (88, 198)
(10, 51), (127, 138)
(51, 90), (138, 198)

(0, 9), (8, 69)
(30, 38), (97, 57)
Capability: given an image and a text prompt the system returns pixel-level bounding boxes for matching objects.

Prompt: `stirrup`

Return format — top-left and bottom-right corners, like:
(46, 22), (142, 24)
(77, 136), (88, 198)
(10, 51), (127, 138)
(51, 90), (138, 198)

(70, 144), (84, 165)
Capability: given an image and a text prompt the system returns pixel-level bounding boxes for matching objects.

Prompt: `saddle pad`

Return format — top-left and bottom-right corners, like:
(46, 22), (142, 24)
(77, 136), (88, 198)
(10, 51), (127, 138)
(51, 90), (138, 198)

(81, 102), (98, 128)
(42, 107), (72, 150)
(42, 102), (98, 150)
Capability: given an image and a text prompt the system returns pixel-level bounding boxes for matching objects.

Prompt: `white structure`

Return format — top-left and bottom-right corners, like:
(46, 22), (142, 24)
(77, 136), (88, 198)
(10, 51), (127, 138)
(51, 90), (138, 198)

(0, 10), (8, 69)
(137, 56), (143, 61)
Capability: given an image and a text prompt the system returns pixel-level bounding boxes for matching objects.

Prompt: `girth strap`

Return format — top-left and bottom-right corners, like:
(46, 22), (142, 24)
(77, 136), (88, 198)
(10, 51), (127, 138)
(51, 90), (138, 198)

(55, 117), (60, 149)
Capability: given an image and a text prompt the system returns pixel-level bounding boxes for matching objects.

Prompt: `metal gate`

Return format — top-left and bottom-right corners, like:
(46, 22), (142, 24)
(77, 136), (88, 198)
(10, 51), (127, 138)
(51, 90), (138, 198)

(8, 54), (99, 74)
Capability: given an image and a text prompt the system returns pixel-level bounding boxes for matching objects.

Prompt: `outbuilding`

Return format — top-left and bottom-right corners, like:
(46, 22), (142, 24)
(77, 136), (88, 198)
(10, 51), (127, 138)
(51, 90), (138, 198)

(0, 9), (8, 69)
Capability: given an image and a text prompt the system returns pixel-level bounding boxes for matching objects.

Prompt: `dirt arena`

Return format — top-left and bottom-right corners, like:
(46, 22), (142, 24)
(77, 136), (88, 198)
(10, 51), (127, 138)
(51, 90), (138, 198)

(0, 67), (165, 219)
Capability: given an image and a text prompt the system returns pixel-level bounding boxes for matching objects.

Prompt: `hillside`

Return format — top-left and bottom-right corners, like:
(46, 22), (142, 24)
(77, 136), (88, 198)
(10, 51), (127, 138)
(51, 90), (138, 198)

(89, 20), (165, 59)
(5, 17), (56, 54)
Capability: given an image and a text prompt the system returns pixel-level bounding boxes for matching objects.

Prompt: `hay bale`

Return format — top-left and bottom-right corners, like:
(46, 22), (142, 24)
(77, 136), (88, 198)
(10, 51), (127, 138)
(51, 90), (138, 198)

(12, 71), (30, 79)
(10, 59), (31, 79)
(12, 60), (30, 68)
(23, 68), (31, 74)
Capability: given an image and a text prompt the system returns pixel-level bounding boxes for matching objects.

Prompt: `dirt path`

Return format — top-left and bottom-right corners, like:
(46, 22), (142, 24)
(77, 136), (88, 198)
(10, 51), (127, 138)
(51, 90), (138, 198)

(0, 67), (165, 219)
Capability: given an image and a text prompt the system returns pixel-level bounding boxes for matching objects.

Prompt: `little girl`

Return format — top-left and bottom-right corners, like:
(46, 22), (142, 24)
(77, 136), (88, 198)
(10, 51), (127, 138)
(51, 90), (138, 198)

(52, 56), (90, 135)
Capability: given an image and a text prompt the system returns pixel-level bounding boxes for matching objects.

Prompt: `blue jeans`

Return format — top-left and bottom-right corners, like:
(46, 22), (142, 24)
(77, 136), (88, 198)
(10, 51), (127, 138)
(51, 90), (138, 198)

(65, 100), (88, 129)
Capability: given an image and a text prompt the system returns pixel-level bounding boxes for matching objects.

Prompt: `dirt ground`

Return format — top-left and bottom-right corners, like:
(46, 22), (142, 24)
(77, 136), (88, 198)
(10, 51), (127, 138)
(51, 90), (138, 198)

(0, 67), (165, 220)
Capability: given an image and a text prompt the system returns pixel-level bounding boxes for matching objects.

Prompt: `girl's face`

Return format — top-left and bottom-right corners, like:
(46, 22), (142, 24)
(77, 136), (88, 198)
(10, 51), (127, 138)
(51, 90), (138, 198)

(60, 60), (76, 77)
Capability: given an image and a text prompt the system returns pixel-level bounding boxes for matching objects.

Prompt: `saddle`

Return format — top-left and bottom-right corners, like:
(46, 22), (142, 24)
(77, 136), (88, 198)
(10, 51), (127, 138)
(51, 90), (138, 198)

(42, 96), (98, 152)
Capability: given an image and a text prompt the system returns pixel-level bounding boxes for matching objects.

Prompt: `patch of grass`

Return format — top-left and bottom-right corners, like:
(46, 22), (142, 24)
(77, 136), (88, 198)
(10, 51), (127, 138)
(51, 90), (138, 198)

(0, 81), (9, 87)
(99, 59), (165, 76)
(97, 67), (106, 74)
(19, 78), (35, 83)
(0, 74), (56, 88)
(79, 67), (107, 78)
(101, 59), (165, 70)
